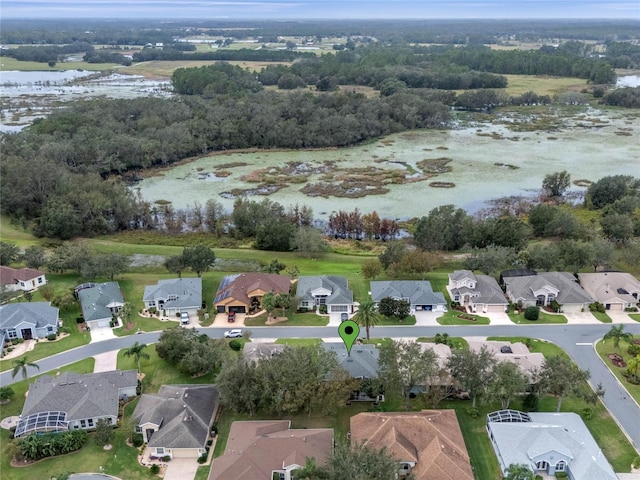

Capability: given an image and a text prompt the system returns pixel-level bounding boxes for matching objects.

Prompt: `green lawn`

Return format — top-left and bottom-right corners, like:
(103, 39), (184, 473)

(436, 311), (490, 325)
(507, 310), (568, 324)
(630, 314), (640, 323)
(377, 315), (416, 326)
(244, 312), (329, 327)
(591, 311), (613, 323)
(116, 346), (215, 393)
(595, 335), (640, 405)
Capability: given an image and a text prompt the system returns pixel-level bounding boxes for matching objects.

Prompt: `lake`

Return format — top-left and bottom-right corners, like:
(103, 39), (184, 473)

(135, 107), (639, 219)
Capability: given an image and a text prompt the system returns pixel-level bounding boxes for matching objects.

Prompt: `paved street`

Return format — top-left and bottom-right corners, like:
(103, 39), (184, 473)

(2, 323), (639, 451)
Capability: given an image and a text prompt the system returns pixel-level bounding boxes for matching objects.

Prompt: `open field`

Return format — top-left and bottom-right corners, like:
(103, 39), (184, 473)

(500, 74), (587, 97)
(0, 57), (118, 72)
(121, 59), (293, 78)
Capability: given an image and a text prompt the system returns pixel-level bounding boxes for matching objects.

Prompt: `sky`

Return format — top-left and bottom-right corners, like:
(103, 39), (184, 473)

(1, 0), (639, 20)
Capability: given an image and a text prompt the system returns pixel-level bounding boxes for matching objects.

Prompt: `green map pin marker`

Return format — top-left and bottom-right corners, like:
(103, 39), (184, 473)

(339, 319), (360, 356)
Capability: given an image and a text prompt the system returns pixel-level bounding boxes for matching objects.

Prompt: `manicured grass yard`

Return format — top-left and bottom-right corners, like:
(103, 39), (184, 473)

(274, 338), (323, 346)
(630, 314), (640, 323)
(595, 335), (640, 405)
(436, 310), (490, 325)
(377, 315), (416, 326)
(507, 310), (568, 324)
(244, 311), (329, 327)
(418, 336), (469, 350)
(591, 310), (613, 323)
(486, 336), (570, 359)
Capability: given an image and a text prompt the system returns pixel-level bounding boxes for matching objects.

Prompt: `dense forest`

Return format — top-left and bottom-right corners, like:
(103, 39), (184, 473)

(2, 18), (639, 45)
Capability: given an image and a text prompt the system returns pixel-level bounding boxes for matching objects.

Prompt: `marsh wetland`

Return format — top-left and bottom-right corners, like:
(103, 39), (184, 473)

(136, 107), (639, 219)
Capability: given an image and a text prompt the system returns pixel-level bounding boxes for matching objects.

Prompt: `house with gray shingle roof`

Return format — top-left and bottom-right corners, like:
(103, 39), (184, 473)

(0, 302), (58, 341)
(0, 266), (46, 292)
(295, 276), (354, 314)
(322, 342), (379, 380)
(503, 272), (593, 313)
(143, 277), (202, 317)
(370, 280), (447, 312)
(16, 369), (137, 438)
(132, 384), (218, 459)
(447, 270), (508, 313)
(76, 281), (124, 329)
(487, 410), (617, 480)
(578, 272), (640, 311)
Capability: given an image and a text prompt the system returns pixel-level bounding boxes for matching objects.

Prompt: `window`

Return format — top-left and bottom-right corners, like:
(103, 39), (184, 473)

(547, 294), (556, 305)
(167, 295), (177, 301)
(47, 326), (54, 332)
(453, 295), (460, 302)
(38, 277), (43, 284)
(20, 281), (25, 287)
(148, 301), (156, 306)
(7, 329), (17, 339)
(156, 447), (165, 455)
(87, 419), (94, 427)
(301, 301), (309, 307)
(80, 420), (87, 428)
(556, 461), (566, 472)
(136, 426), (142, 433)
(536, 295), (546, 306)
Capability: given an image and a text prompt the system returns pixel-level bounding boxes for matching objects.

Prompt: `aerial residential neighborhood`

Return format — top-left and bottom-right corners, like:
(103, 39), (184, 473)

(0, 10), (640, 480)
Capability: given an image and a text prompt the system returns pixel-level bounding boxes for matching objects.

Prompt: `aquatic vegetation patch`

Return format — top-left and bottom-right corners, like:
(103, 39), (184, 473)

(220, 185), (283, 199)
(573, 179), (593, 187)
(214, 162), (248, 169)
(494, 162), (520, 170)
(429, 181), (456, 188)
(300, 181), (389, 198)
(417, 157), (453, 174)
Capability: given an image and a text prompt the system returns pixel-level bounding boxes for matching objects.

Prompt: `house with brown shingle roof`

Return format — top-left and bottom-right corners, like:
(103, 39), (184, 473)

(0, 266), (46, 292)
(209, 420), (333, 480)
(350, 410), (473, 480)
(213, 273), (291, 315)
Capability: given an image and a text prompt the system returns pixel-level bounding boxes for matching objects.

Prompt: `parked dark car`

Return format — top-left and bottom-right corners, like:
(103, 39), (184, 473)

(227, 311), (236, 323)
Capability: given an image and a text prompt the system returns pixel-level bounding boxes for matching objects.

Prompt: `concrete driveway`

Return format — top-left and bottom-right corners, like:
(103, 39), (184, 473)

(483, 312), (513, 325)
(90, 326), (116, 343)
(609, 311), (638, 324)
(414, 311), (442, 326)
(563, 311), (601, 324)
(93, 351), (119, 373)
(163, 458), (199, 480)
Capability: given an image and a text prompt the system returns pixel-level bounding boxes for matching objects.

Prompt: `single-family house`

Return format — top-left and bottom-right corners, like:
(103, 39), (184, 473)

(350, 410), (474, 480)
(15, 369), (137, 438)
(0, 266), (46, 292)
(370, 280), (447, 312)
(322, 342), (379, 379)
(209, 420), (333, 480)
(143, 277), (202, 317)
(132, 385), (218, 459)
(214, 273), (291, 314)
(76, 282), (124, 329)
(295, 276), (355, 313)
(487, 410), (617, 480)
(503, 272), (593, 313)
(447, 270), (508, 313)
(243, 342), (286, 363)
(578, 272), (640, 311)
(468, 340), (544, 380)
(0, 302), (59, 341)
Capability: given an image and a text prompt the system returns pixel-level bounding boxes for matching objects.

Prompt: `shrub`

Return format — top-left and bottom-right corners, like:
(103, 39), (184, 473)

(76, 317), (85, 324)
(556, 472), (568, 479)
(522, 393), (539, 412)
(162, 455), (171, 462)
(628, 344), (640, 357)
(229, 340), (242, 351)
(524, 306), (539, 321)
(197, 452), (208, 464)
(582, 407), (593, 420)
(297, 307), (308, 313)
(150, 464), (160, 474)
(0, 386), (15, 401)
(132, 433), (144, 447)
(319, 304), (328, 314)
(632, 455), (640, 469)
(589, 302), (606, 313)
(466, 406), (479, 418)
(550, 300), (561, 312)
(47, 333), (57, 341)
(625, 306), (638, 312)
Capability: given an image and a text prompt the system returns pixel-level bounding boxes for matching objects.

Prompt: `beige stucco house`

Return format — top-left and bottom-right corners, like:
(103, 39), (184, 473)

(578, 272), (640, 311)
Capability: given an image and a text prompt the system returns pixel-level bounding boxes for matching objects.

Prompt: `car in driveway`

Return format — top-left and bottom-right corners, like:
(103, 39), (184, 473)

(224, 329), (243, 338)
(341, 312), (349, 322)
(180, 312), (190, 325)
(227, 311), (236, 323)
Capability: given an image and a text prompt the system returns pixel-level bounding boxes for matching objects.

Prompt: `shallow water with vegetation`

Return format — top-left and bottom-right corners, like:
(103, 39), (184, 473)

(136, 107), (639, 219)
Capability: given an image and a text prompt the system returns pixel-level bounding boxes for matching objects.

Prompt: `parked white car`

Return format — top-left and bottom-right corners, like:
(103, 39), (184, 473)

(180, 312), (190, 325)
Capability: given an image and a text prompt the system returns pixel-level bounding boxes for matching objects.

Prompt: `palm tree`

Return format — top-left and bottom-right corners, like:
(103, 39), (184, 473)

(504, 463), (534, 480)
(11, 356), (40, 383)
(118, 302), (134, 326)
(627, 354), (640, 381)
(123, 342), (150, 373)
(603, 325), (633, 352)
(351, 300), (382, 341)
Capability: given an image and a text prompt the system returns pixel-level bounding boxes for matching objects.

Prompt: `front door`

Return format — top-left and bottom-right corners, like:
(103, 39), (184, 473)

(21, 328), (33, 340)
